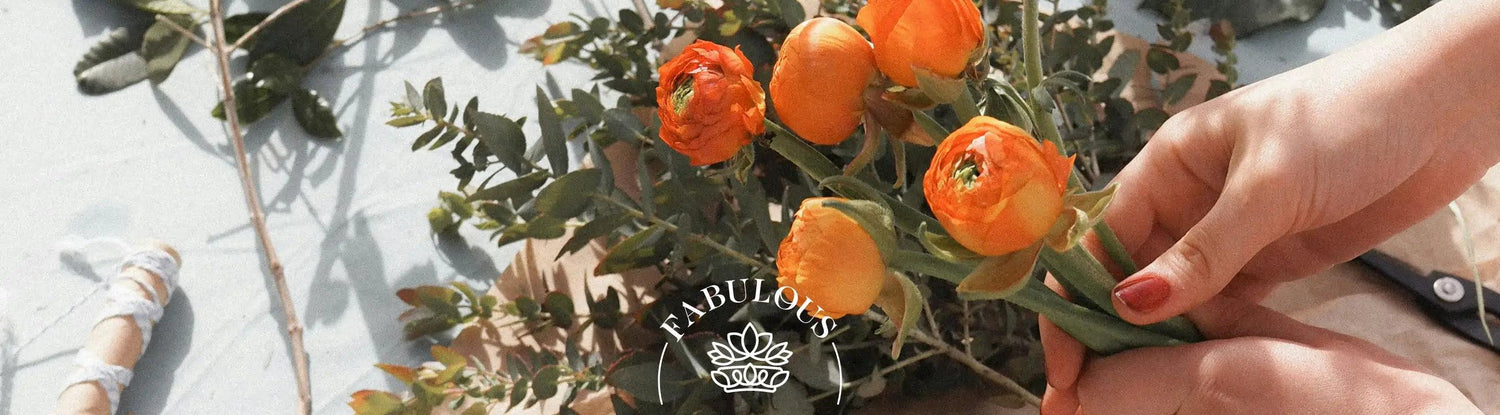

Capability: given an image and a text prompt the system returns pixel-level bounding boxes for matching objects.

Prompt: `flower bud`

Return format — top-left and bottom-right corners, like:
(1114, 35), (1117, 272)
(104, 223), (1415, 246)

(770, 17), (877, 145)
(923, 117), (1074, 256)
(776, 197), (888, 318)
(656, 40), (767, 166)
(856, 0), (985, 88)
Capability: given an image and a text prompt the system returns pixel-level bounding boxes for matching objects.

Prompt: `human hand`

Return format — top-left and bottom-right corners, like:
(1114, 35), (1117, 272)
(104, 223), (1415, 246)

(1039, 296), (1480, 415)
(1040, 0), (1500, 410)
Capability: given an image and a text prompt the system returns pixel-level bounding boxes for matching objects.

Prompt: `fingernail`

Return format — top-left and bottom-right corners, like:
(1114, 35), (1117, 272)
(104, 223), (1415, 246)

(1113, 274), (1169, 313)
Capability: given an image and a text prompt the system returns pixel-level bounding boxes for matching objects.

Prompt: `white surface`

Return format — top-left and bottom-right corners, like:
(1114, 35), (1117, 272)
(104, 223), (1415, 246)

(0, 0), (1394, 414)
(0, 0), (606, 413)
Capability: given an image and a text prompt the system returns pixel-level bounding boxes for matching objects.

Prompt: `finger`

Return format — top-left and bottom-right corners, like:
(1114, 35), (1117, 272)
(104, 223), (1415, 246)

(1182, 296), (1340, 346)
(1075, 297), (1342, 415)
(1041, 385), (1080, 415)
(1110, 173), (1292, 325)
(1040, 276), (1086, 390)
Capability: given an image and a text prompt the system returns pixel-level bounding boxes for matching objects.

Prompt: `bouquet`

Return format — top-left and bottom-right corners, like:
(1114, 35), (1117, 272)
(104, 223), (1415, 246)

(357, 0), (1237, 413)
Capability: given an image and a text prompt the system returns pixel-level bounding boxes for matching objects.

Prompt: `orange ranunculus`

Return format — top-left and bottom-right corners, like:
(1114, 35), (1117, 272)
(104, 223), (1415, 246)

(924, 116), (1074, 256)
(770, 17), (877, 145)
(656, 40), (767, 166)
(776, 197), (887, 318)
(856, 0), (985, 88)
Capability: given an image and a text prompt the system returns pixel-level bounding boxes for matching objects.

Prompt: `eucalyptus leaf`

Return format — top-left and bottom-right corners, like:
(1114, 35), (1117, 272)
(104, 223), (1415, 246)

(474, 112), (531, 173)
(544, 293), (575, 328)
(1146, 47), (1180, 74)
(140, 14), (195, 83)
(292, 88), (342, 138)
(534, 168), (602, 219)
(469, 171), (549, 202)
(424, 78), (447, 120)
(558, 215), (633, 259)
(571, 89), (604, 124)
(595, 224), (671, 274)
(536, 87), (570, 174)
(1162, 73), (1198, 105)
(531, 365), (562, 399)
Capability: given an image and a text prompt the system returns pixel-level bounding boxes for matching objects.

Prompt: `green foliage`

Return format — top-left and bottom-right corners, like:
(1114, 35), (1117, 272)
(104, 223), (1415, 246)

(74, 0), (348, 138)
(371, 0), (1245, 412)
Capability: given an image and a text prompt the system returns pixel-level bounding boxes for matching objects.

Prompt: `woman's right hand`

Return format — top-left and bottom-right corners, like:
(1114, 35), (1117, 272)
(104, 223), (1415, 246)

(1043, 296), (1481, 415)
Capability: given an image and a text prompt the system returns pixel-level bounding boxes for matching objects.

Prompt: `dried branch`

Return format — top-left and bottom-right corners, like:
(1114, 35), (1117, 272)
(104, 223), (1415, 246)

(207, 0), (312, 413)
(910, 329), (1041, 407)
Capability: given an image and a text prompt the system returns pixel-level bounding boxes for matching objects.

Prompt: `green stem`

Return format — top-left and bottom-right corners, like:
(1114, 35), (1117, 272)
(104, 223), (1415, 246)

(1037, 245), (1118, 314)
(888, 250), (973, 285)
(1005, 277), (1183, 355)
(1022, 0), (1044, 92)
(1092, 221), (1139, 275)
(1040, 245), (1203, 342)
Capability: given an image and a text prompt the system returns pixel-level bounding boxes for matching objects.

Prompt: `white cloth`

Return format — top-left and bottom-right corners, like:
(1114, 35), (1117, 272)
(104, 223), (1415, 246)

(62, 248), (179, 415)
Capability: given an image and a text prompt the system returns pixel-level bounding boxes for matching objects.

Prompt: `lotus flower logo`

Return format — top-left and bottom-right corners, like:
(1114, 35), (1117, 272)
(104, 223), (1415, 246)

(707, 324), (793, 393)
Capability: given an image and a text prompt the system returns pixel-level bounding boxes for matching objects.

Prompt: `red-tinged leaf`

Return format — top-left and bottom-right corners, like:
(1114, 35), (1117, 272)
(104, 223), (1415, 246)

(375, 364), (416, 383)
(348, 390), (403, 415)
(396, 288), (419, 306)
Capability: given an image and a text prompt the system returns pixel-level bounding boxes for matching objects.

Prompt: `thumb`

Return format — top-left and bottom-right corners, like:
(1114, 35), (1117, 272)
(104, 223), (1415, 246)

(1109, 181), (1289, 325)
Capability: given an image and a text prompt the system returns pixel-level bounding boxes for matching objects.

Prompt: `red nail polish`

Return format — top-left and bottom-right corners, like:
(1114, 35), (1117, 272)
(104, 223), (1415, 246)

(1114, 275), (1169, 313)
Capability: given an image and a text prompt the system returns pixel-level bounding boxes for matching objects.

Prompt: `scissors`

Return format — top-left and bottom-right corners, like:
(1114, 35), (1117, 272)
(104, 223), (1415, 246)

(1355, 250), (1500, 353)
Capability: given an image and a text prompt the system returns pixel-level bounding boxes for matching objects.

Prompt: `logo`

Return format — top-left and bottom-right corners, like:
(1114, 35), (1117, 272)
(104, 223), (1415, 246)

(707, 324), (792, 393)
(653, 278), (845, 402)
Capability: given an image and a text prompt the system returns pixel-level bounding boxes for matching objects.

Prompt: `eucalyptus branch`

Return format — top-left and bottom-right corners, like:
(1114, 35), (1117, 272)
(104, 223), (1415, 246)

(909, 328), (1040, 407)
(207, 1), (312, 413)
(592, 194), (776, 272)
(229, 0), (314, 51)
(154, 14), (209, 48)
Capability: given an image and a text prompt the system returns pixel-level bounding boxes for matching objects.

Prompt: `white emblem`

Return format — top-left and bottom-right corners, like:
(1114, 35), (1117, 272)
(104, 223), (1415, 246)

(707, 323), (793, 393)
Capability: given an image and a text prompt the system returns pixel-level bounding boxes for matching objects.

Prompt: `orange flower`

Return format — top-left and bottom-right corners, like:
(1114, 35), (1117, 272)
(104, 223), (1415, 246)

(776, 197), (887, 318)
(924, 117), (1073, 256)
(770, 18), (877, 145)
(656, 40), (767, 166)
(856, 0), (985, 88)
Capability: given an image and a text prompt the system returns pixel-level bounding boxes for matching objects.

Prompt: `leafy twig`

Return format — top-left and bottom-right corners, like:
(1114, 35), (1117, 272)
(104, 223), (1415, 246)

(207, 1), (312, 413)
(154, 14), (209, 48)
(593, 194), (776, 272)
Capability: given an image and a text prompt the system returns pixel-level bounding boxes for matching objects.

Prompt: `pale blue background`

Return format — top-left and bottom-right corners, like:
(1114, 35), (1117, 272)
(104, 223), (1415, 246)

(0, 0), (1396, 413)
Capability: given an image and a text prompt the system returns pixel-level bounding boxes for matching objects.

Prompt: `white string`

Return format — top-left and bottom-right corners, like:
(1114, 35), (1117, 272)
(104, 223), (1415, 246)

(7, 237), (133, 360)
